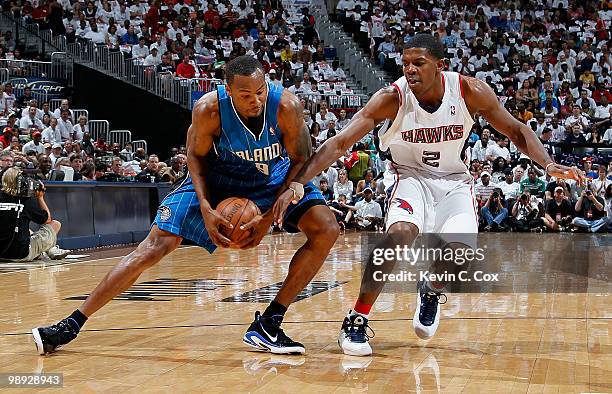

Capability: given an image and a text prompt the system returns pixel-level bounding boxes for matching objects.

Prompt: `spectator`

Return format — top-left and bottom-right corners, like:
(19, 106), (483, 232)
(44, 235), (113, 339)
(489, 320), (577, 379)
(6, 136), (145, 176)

(136, 154), (161, 182)
(481, 188), (509, 232)
(593, 164), (611, 198)
(572, 184), (608, 232)
(22, 131), (44, 155)
(471, 128), (494, 162)
(176, 56), (196, 79)
(354, 168), (376, 200)
(57, 110), (73, 142)
(508, 192), (545, 232)
(520, 167), (546, 197)
(19, 107), (44, 133)
(132, 37), (150, 60)
(42, 118), (62, 145)
(333, 168), (353, 203)
(564, 124), (587, 144)
(543, 186), (574, 232)
(52, 99), (73, 121)
(353, 188), (383, 231)
(475, 171), (496, 203)
(72, 115), (88, 141)
(564, 105), (590, 131)
(486, 135), (510, 162)
(144, 47), (162, 66)
(315, 101), (337, 131)
(159, 156), (184, 183)
(317, 177), (334, 202)
(336, 109), (350, 130)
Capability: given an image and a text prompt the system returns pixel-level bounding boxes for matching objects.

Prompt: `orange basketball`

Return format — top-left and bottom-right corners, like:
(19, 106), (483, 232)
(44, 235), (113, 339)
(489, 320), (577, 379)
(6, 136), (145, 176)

(215, 197), (261, 243)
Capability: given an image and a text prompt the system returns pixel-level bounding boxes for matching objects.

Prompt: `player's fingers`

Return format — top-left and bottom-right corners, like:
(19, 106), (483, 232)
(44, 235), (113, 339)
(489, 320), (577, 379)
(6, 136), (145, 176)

(211, 231), (231, 248)
(239, 215), (261, 230)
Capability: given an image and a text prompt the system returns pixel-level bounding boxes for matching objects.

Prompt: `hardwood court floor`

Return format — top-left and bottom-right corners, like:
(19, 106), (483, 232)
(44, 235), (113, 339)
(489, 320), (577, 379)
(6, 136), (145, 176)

(0, 232), (609, 393)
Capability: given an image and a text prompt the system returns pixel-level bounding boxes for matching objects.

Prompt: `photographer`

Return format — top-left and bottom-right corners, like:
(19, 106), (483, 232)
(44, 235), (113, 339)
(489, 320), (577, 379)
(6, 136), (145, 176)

(508, 191), (545, 232)
(571, 183), (608, 233)
(481, 187), (509, 232)
(543, 187), (574, 232)
(0, 167), (69, 261)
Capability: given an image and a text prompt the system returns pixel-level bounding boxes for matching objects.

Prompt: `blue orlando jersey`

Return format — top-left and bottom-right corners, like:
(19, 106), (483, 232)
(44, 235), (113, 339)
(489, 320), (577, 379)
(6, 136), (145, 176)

(206, 82), (289, 199)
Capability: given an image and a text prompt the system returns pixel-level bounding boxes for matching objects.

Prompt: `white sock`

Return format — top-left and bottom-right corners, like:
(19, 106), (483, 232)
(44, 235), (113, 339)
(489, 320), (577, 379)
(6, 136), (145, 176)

(348, 309), (370, 320)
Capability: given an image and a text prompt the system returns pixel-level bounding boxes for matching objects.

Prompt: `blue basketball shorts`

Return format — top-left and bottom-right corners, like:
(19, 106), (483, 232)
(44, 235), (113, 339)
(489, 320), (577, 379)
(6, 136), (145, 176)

(153, 175), (326, 253)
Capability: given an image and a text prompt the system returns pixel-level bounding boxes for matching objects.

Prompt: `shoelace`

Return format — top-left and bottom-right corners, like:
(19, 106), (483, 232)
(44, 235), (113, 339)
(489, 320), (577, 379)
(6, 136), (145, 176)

(420, 292), (448, 323)
(346, 320), (376, 343)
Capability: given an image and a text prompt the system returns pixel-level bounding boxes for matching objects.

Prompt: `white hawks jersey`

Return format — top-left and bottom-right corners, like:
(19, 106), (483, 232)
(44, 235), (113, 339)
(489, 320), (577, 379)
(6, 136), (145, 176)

(379, 71), (474, 180)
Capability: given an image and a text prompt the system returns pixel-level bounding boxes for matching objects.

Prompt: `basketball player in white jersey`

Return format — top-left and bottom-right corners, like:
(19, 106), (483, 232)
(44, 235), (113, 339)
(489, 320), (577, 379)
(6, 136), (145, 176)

(273, 34), (584, 356)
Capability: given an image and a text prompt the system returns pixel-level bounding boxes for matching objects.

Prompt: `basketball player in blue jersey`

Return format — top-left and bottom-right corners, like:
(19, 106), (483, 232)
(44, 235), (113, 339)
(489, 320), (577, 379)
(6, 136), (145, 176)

(273, 35), (585, 356)
(32, 56), (339, 356)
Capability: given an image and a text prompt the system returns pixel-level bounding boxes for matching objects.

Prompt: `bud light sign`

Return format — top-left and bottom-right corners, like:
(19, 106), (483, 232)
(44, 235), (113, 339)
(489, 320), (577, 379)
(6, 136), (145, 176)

(8, 77), (67, 99)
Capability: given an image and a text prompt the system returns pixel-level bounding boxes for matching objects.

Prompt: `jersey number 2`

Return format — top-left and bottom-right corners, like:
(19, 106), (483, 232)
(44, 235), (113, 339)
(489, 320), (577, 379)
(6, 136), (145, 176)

(255, 163), (269, 175)
(422, 151), (440, 168)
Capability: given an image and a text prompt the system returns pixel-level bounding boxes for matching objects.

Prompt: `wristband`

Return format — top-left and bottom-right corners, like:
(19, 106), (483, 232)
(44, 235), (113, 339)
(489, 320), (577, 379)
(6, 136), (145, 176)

(288, 182), (305, 200)
(545, 162), (555, 174)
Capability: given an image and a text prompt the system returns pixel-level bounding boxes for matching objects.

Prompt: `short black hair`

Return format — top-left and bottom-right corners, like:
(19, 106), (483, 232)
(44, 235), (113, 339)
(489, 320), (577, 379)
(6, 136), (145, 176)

(225, 56), (264, 84)
(403, 34), (445, 59)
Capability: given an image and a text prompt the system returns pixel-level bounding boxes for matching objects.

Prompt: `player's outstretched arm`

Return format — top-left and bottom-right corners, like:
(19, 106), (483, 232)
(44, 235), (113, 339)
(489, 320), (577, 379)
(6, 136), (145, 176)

(187, 93), (234, 248)
(463, 77), (585, 184)
(271, 87), (400, 224)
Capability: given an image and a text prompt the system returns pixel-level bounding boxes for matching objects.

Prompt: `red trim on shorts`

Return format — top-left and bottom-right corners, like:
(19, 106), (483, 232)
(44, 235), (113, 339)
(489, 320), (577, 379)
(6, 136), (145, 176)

(386, 163), (401, 214)
(391, 82), (402, 106)
(458, 74), (465, 98)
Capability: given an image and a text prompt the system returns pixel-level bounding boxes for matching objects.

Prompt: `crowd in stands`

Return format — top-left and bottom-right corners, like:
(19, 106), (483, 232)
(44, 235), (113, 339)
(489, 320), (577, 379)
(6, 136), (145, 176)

(2, 0), (612, 233)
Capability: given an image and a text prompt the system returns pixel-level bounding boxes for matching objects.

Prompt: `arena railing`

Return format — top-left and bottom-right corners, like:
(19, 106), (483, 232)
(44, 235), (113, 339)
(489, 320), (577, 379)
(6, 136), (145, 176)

(132, 139), (148, 155)
(109, 130), (132, 147)
(88, 119), (110, 141)
(0, 68), (9, 84)
(73, 109), (89, 121)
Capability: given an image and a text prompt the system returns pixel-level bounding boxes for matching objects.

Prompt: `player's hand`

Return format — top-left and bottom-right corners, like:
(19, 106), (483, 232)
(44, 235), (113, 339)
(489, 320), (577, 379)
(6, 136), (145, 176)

(546, 163), (585, 186)
(272, 189), (301, 226)
(202, 208), (233, 248)
(233, 212), (274, 249)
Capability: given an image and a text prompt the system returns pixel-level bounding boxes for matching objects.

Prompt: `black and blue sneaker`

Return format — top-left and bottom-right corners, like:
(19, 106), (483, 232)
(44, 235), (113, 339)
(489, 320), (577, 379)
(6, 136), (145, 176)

(413, 280), (447, 340)
(338, 312), (374, 356)
(32, 318), (80, 355)
(243, 311), (305, 354)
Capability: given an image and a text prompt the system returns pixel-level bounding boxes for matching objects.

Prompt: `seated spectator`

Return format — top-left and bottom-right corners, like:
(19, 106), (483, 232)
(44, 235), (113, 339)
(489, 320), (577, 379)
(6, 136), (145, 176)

(353, 188), (383, 231)
(49, 143), (64, 167)
(42, 118), (62, 145)
(57, 110), (73, 142)
(19, 107), (44, 134)
(22, 131), (44, 155)
(475, 171), (496, 204)
(176, 56), (196, 79)
(543, 187), (574, 232)
(120, 142), (134, 162)
(52, 100), (73, 121)
(481, 188), (509, 232)
(485, 136), (510, 162)
(545, 177), (573, 201)
(333, 168), (353, 203)
(73, 115), (88, 141)
(323, 59), (346, 81)
(564, 124), (587, 144)
(132, 37), (150, 60)
(35, 154), (64, 181)
(159, 156), (184, 183)
(571, 185), (608, 232)
(497, 168), (520, 203)
(144, 47), (162, 66)
(520, 167), (546, 198)
(592, 164), (611, 198)
(508, 192), (545, 232)
(329, 194), (353, 230)
(136, 154), (161, 183)
(69, 154), (84, 181)
(317, 177), (334, 202)
(345, 143), (370, 185)
(355, 168), (376, 200)
(564, 105), (590, 131)
(336, 109), (350, 130)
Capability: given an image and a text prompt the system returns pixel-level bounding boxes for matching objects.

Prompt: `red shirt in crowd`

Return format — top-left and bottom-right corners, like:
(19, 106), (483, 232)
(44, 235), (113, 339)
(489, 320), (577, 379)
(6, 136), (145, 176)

(176, 61), (196, 78)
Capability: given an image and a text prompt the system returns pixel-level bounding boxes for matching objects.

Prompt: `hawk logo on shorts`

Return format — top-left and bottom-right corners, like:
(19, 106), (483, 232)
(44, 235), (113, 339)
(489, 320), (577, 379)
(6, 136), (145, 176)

(158, 206), (172, 221)
(394, 198), (413, 214)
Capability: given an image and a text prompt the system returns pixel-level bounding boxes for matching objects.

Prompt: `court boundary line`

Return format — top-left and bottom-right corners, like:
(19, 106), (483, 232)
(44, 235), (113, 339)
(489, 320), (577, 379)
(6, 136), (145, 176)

(5, 316), (610, 336)
(0, 246), (200, 276)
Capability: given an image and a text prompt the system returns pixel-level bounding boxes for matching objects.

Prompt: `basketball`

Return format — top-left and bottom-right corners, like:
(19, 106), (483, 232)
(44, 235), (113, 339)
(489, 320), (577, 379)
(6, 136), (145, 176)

(216, 197), (261, 243)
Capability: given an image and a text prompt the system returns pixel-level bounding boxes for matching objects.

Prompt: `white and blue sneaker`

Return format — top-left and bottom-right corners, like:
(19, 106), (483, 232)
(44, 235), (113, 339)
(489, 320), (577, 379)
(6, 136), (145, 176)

(338, 313), (374, 356)
(413, 281), (447, 340)
(243, 311), (305, 354)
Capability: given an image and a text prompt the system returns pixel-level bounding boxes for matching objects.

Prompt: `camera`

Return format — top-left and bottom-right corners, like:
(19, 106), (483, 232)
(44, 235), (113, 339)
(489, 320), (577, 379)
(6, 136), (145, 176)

(492, 191), (499, 199)
(520, 193), (528, 201)
(585, 190), (592, 196)
(15, 172), (44, 197)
